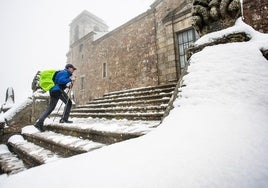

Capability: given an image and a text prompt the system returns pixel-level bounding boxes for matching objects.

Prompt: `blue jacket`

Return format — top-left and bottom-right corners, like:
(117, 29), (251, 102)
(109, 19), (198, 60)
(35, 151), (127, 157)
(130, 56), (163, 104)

(51, 69), (72, 91)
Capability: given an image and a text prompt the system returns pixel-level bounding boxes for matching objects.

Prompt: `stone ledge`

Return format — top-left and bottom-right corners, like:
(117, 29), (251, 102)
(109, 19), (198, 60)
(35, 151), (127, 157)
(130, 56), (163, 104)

(7, 142), (44, 168)
(23, 133), (86, 157)
(45, 124), (144, 145)
(187, 32), (250, 59)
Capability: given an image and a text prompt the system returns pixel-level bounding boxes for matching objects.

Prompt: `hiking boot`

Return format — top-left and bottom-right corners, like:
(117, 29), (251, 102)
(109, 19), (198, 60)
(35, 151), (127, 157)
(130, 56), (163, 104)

(34, 122), (45, 132)
(59, 118), (73, 123)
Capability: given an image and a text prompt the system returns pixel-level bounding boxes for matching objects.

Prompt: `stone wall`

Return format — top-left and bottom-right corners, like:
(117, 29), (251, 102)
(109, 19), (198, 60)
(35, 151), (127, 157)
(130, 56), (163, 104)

(68, 0), (195, 104)
(153, 0), (193, 84)
(0, 96), (48, 144)
(70, 11), (159, 104)
(69, 10), (109, 45)
(243, 0), (268, 33)
(68, 0), (266, 105)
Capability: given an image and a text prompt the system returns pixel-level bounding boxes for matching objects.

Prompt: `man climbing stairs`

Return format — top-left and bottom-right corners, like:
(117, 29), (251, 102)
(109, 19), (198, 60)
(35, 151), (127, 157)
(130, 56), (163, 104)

(0, 83), (177, 175)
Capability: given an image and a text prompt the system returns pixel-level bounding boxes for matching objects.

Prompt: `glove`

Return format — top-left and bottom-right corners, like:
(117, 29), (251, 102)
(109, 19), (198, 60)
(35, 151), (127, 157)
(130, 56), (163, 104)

(71, 76), (76, 81)
(66, 82), (73, 89)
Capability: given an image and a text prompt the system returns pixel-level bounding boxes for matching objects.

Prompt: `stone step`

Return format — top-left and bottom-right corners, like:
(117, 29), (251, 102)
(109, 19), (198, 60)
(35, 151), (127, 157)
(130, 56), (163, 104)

(0, 144), (26, 175)
(44, 118), (157, 144)
(71, 105), (167, 114)
(98, 86), (175, 101)
(7, 135), (61, 168)
(69, 112), (164, 121)
(77, 98), (170, 109)
(0, 84), (176, 175)
(87, 92), (172, 105)
(22, 126), (105, 157)
(103, 83), (176, 97)
(71, 83), (174, 120)
(1, 116), (159, 175)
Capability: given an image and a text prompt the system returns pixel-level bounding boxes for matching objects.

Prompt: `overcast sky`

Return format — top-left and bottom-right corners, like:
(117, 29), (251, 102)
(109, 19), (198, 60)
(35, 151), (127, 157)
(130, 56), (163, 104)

(0, 0), (154, 104)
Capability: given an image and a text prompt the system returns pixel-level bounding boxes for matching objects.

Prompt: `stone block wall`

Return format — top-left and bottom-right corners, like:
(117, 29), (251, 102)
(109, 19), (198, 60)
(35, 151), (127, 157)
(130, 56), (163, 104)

(68, 0), (196, 104)
(70, 11), (159, 104)
(153, 0), (193, 84)
(243, 0), (268, 33)
(69, 10), (109, 45)
(68, 0), (266, 105)
(0, 96), (48, 144)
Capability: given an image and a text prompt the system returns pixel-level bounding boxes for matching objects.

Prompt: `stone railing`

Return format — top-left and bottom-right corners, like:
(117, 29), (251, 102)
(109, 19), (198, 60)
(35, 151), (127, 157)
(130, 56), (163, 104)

(0, 92), (49, 144)
(187, 32), (250, 59)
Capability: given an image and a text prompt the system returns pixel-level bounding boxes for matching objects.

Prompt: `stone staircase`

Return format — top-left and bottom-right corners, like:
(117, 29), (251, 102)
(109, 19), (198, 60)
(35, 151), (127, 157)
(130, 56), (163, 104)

(70, 83), (176, 120)
(0, 83), (176, 175)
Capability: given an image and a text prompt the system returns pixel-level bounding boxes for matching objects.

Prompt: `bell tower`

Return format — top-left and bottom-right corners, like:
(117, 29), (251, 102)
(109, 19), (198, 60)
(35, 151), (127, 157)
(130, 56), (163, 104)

(69, 10), (109, 45)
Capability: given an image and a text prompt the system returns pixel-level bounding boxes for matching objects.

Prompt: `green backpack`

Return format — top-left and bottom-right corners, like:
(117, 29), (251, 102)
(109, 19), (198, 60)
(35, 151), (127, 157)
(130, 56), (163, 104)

(39, 70), (59, 91)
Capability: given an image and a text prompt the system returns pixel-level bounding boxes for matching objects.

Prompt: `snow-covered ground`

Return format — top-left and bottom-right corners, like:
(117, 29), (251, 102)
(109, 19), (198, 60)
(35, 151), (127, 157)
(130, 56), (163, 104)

(0, 18), (268, 188)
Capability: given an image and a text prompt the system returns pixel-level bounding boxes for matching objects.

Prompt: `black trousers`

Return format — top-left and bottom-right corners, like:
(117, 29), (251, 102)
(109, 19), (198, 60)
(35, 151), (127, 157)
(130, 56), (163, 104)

(37, 90), (72, 124)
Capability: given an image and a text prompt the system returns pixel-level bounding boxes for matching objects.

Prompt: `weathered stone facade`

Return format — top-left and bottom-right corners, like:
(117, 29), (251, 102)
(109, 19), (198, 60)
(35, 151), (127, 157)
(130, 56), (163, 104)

(153, 0), (194, 83)
(243, 0), (268, 33)
(68, 0), (195, 105)
(68, 11), (159, 104)
(67, 0), (266, 105)
(69, 10), (109, 45)
(0, 95), (49, 144)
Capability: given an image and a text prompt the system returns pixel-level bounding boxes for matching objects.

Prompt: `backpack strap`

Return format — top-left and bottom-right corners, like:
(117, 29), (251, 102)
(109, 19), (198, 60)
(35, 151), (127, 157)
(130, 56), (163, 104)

(52, 70), (60, 82)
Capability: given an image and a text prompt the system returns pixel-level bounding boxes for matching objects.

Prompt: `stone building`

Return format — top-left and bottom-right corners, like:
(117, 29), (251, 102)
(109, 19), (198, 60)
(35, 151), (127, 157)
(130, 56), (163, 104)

(69, 10), (109, 45)
(67, 0), (267, 105)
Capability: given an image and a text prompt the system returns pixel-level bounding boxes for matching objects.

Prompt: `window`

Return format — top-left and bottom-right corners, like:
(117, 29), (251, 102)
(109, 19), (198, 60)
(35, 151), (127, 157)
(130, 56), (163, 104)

(80, 76), (85, 90)
(79, 44), (83, 52)
(177, 29), (199, 71)
(74, 25), (79, 42)
(103, 63), (107, 78)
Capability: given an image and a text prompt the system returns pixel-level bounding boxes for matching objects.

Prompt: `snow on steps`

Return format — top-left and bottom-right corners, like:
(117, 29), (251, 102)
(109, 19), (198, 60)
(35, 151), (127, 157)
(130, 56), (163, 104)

(89, 91), (173, 104)
(0, 133), (61, 174)
(78, 98), (170, 108)
(0, 144), (26, 174)
(7, 135), (61, 167)
(72, 105), (167, 114)
(45, 119), (156, 144)
(0, 84), (175, 175)
(70, 112), (165, 121)
(0, 118), (158, 174)
(102, 83), (176, 97)
(22, 129), (105, 157)
(70, 83), (176, 121)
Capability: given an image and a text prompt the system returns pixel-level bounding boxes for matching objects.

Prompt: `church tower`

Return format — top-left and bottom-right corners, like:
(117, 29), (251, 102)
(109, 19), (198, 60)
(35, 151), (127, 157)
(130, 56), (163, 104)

(69, 10), (109, 45)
